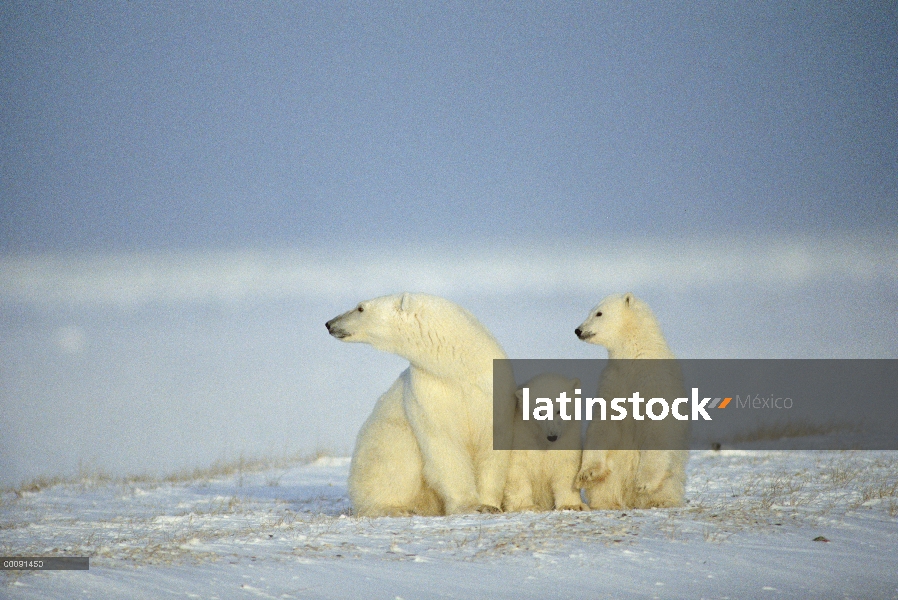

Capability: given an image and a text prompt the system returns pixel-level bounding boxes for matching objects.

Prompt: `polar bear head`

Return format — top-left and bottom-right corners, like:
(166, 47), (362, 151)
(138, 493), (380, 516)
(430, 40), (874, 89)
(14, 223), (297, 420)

(326, 292), (507, 374)
(325, 292), (415, 355)
(574, 292), (670, 358)
(575, 292), (638, 347)
(515, 373), (581, 444)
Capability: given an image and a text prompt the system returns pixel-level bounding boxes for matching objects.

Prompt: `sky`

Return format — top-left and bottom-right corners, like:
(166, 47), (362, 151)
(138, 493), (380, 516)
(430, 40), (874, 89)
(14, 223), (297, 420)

(2, 1), (896, 253)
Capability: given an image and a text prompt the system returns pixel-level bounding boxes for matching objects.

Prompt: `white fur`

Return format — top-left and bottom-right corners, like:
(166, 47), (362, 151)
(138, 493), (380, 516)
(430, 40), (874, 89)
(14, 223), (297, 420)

(327, 293), (514, 517)
(503, 374), (587, 512)
(574, 293), (689, 509)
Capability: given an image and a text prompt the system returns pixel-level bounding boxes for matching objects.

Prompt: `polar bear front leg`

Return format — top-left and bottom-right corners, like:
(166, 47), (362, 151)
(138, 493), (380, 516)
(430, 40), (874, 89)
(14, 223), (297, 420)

(415, 432), (481, 514)
(578, 449), (636, 509)
(635, 450), (671, 496)
(502, 455), (537, 512)
(553, 452), (588, 511)
(474, 447), (509, 512)
(576, 449), (611, 488)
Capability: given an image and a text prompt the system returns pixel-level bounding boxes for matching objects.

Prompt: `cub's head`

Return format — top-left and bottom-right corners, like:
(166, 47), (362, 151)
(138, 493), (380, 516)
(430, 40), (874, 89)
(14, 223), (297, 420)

(325, 292), (418, 354)
(574, 292), (639, 348)
(516, 373), (581, 443)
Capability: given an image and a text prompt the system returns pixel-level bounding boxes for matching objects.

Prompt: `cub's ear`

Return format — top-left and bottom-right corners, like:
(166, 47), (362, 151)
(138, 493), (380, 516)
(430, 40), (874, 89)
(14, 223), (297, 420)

(400, 292), (412, 312)
(623, 292), (635, 307)
(571, 378), (581, 390)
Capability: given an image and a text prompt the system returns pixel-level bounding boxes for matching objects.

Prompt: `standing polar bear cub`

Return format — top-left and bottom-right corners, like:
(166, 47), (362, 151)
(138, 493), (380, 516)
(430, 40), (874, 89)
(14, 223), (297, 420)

(326, 293), (514, 517)
(574, 292), (689, 509)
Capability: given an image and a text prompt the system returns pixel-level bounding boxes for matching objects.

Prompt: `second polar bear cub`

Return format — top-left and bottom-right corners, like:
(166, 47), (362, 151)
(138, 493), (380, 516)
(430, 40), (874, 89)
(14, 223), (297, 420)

(326, 293), (514, 517)
(503, 373), (587, 512)
(574, 292), (689, 509)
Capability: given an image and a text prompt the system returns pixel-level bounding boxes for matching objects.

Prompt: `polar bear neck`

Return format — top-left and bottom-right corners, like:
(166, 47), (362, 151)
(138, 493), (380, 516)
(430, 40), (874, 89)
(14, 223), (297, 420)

(606, 310), (674, 360)
(398, 309), (507, 380)
(607, 336), (673, 360)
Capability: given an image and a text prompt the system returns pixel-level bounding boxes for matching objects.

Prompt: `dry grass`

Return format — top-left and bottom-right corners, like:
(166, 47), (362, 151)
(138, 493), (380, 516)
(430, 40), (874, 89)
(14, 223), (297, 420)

(820, 462), (858, 486)
(2, 449), (332, 498)
(679, 451), (898, 541)
(161, 450), (329, 485)
(10, 475), (68, 496)
(859, 479), (898, 504)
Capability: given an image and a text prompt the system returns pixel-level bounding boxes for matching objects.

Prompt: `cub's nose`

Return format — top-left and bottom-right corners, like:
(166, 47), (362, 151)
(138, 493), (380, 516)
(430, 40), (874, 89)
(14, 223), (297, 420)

(325, 319), (334, 332)
(574, 328), (582, 338)
(547, 435), (558, 443)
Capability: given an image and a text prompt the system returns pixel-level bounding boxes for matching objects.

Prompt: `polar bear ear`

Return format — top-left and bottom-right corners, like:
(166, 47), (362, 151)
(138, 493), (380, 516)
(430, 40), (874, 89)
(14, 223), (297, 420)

(514, 387), (524, 407)
(400, 292), (412, 312)
(623, 292), (635, 307)
(571, 378), (581, 389)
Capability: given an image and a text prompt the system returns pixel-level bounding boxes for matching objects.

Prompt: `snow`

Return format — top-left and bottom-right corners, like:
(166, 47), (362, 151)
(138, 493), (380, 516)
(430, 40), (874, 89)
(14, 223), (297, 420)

(3, 451), (897, 598)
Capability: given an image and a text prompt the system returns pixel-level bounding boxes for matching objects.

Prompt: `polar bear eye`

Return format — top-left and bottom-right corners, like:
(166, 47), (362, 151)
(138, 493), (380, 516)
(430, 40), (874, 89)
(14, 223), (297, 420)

(357, 306), (364, 313)
(595, 311), (602, 317)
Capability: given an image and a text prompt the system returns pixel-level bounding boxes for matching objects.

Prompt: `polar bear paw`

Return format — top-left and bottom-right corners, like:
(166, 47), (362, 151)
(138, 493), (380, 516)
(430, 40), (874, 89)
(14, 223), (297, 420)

(576, 465), (610, 487)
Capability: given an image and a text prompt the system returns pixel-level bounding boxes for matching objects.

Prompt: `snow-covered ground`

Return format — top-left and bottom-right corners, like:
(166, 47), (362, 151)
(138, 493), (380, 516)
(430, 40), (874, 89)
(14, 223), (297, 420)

(3, 449), (897, 599)
(2, 241), (896, 597)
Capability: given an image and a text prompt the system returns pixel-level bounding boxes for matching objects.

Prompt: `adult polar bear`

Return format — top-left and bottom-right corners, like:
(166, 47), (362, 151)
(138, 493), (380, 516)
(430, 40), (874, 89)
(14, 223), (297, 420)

(574, 292), (689, 509)
(326, 293), (515, 517)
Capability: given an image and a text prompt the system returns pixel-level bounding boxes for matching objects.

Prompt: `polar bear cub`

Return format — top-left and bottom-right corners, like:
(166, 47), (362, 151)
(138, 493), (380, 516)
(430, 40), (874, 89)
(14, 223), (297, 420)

(503, 373), (587, 512)
(326, 292), (514, 517)
(574, 292), (689, 509)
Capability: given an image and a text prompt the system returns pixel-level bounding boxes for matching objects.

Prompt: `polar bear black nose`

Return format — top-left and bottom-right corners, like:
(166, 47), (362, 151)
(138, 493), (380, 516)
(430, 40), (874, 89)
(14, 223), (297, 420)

(547, 435), (558, 442)
(325, 320), (332, 331)
(574, 328), (582, 337)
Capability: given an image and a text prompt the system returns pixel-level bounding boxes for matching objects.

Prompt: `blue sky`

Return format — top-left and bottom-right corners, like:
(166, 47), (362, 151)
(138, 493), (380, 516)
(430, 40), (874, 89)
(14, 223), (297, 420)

(2, 1), (895, 252)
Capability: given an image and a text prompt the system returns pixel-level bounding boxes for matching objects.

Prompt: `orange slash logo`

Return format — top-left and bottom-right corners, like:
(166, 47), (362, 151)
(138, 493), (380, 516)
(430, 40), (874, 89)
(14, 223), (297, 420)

(709, 397), (731, 409)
